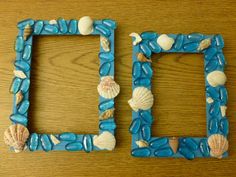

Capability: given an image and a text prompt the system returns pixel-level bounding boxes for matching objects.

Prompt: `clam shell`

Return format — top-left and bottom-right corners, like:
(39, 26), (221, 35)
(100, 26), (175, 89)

(129, 32), (142, 45)
(206, 71), (227, 87)
(23, 24), (32, 41)
(4, 124), (29, 152)
(220, 106), (227, 117)
(93, 131), (116, 150)
(137, 53), (152, 62)
(97, 76), (120, 99)
(157, 34), (175, 50)
(14, 70), (27, 79)
(15, 91), (23, 105)
(198, 38), (211, 51)
(136, 140), (149, 147)
(208, 134), (228, 159)
(100, 36), (110, 52)
(128, 87), (154, 112)
(78, 16), (94, 35)
(99, 108), (114, 120)
(169, 137), (179, 153)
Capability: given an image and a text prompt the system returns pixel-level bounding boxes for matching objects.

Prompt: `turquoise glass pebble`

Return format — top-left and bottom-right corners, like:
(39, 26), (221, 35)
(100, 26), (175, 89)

(183, 42), (198, 51)
(148, 40), (161, 53)
(83, 135), (93, 153)
(142, 63), (153, 78)
(209, 118), (219, 134)
(18, 100), (30, 114)
(187, 33), (204, 42)
(209, 102), (220, 116)
(41, 134), (53, 152)
(102, 19), (116, 30)
(99, 62), (111, 76)
(10, 114), (28, 126)
(59, 132), (77, 141)
(141, 125), (151, 141)
(44, 24), (59, 33)
(95, 24), (111, 37)
(140, 111), (153, 124)
(132, 62), (142, 79)
(34, 20), (44, 34)
(68, 20), (78, 34)
(174, 34), (184, 50)
(99, 121), (116, 130)
(179, 147), (195, 160)
(129, 118), (141, 134)
(150, 138), (168, 149)
(205, 47), (217, 61)
(17, 19), (34, 29)
(29, 133), (39, 151)
(99, 52), (114, 62)
(214, 34), (224, 48)
(205, 58), (218, 72)
(140, 43), (152, 58)
(220, 118), (229, 135)
(134, 77), (151, 86)
(182, 138), (198, 151)
(154, 147), (174, 157)
(15, 36), (24, 52)
(58, 18), (68, 33)
(23, 45), (32, 60)
(66, 142), (83, 151)
(20, 78), (30, 93)
(11, 77), (22, 94)
(99, 100), (114, 111)
(132, 148), (151, 157)
(199, 139), (210, 157)
(140, 32), (157, 40)
(15, 60), (30, 72)
(219, 87), (228, 104)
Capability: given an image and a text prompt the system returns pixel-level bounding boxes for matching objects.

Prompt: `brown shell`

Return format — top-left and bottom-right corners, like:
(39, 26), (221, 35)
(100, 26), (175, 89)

(15, 91), (23, 105)
(99, 108), (114, 120)
(208, 134), (228, 159)
(23, 24), (32, 41)
(169, 137), (179, 153)
(198, 38), (211, 51)
(137, 53), (152, 62)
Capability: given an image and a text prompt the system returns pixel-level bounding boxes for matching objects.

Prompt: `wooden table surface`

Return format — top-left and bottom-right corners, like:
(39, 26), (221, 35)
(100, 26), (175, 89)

(0, 0), (236, 176)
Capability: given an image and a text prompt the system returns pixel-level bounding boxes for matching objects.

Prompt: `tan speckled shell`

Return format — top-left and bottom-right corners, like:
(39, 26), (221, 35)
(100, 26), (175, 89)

(169, 137), (179, 153)
(93, 131), (116, 150)
(23, 24), (32, 41)
(206, 71), (227, 87)
(78, 16), (94, 35)
(99, 108), (114, 120)
(198, 38), (211, 51)
(208, 134), (228, 159)
(137, 53), (152, 63)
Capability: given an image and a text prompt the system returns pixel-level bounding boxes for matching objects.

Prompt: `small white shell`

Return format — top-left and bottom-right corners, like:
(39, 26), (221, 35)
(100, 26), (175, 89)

(206, 97), (214, 104)
(49, 19), (57, 25)
(100, 36), (110, 52)
(136, 140), (148, 147)
(220, 106), (227, 117)
(198, 38), (211, 51)
(97, 76), (120, 99)
(50, 134), (60, 145)
(129, 32), (142, 45)
(206, 71), (227, 87)
(78, 16), (94, 35)
(208, 134), (228, 159)
(157, 34), (175, 50)
(14, 70), (27, 79)
(93, 131), (116, 151)
(128, 87), (154, 112)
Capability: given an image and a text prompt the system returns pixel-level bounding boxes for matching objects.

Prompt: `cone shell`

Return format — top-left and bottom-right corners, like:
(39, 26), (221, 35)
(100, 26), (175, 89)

(99, 108), (114, 120)
(128, 87), (154, 112)
(97, 76), (120, 99)
(157, 34), (175, 50)
(100, 36), (110, 52)
(169, 137), (179, 153)
(137, 53), (152, 63)
(206, 71), (227, 87)
(23, 24), (32, 41)
(4, 124), (29, 152)
(198, 38), (211, 51)
(78, 16), (94, 35)
(93, 131), (116, 150)
(208, 134), (228, 159)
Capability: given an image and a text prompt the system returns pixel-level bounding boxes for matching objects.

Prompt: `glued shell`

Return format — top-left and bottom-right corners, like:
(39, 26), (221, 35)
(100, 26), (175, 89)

(220, 106), (227, 117)
(206, 97), (214, 104)
(97, 76), (120, 99)
(128, 87), (154, 112)
(78, 16), (94, 35)
(198, 38), (211, 51)
(136, 140), (149, 147)
(207, 71), (227, 87)
(14, 70), (27, 79)
(93, 131), (116, 150)
(4, 124), (29, 152)
(129, 32), (142, 45)
(50, 134), (60, 145)
(99, 108), (114, 120)
(169, 137), (179, 153)
(137, 53), (152, 62)
(49, 19), (57, 25)
(23, 24), (32, 41)
(157, 34), (175, 50)
(208, 134), (228, 159)
(15, 91), (23, 105)
(100, 36), (110, 52)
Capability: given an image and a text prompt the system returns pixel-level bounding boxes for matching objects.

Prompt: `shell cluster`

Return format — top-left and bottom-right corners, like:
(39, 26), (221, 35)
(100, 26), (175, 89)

(78, 16), (94, 35)
(208, 134), (228, 159)
(93, 131), (116, 150)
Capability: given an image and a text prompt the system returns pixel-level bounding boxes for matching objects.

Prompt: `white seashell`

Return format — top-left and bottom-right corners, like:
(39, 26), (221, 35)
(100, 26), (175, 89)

(97, 76), (120, 99)
(136, 140), (148, 147)
(129, 32), (142, 45)
(157, 34), (175, 50)
(49, 19), (57, 25)
(14, 70), (27, 79)
(16, 91), (23, 105)
(220, 106), (227, 117)
(93, 131), (116, 151)
(50, 134), (60, 145)
(78, 16), (94, 35)
(100, 36), (110, 52)
(198, 38), (211, 51)
(206, 71), (227, 87)
(206, 97), (214, 104)
(208, 134), (228, 159)
(99, 108), (114, 120)
(4, 124), (29, 153)
(128, 87), (154, 112)
(169, 137), (179, 154)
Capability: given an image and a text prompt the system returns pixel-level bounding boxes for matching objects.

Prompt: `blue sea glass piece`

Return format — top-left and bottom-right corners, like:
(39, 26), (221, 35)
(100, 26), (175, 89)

(41, 134), (53, 152)
(29, 133), (39, 151)
(132, 62), (142, 79)
(142, 63), (153, 78)
(220, 118), (229, 135)
(216, 53), (225, 67)
(11, 77), (22, 94)
(205, 47), (217, 61)
(134, 77), (151, 86)
(34, 20), (44, 34)
(44, 24), (59, 33)
(59, 132), (77, 141)
(20, 78), (30, 93)
(148, 40), (161, 53)
(15, 60), (30, 72)
(187, 33), (204, 42)
(99, 62), (111, 76)
(131, 148), (151, 157)
(68, 20), (78, 34)
(83, 135), (93, 153)
(102, 19), (116, 29)
(99, 100), (114, 111)
(58, 18), (68, 33)
(23, 45), (32, 60)
(129, 118), (141, 134)
(140, 43), (152, 58)
(199, 139), (210, 157)
(219, 86), (228, 105)
(95, 24), (111, 37)
(17, 19), (34, 29)
(99, 121), (116, 130)
(141, 32), (157, 40)
(183, 42), (198, 51)
(206, 86), (219, 100)
(66, 142), (83, 151)
(140, 111), (153, 124)
(154, 147), (174, 157)
(209, 118), (219, 134)
(182, 138), (198, 151)
(141, 125), (151, 141)
(99, 52), (114, 62)
(150, 138), (168, 149)
(174, 34), (184, 50)
(214, 34), (224, 48)
(10, 114), (28, 126)
(179, 147), (195, 160)
(15, 36), (24, 52)
(205, 58), (218, 72)
(209, 101), (220, 116)
(18, 100), (30, 114)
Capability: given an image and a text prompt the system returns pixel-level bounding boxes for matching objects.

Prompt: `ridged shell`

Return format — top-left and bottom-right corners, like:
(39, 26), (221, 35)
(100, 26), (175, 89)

(100, 36), (110, 52)
(4, 124), (29, 152)
(207, 71), (227, 87)
(220, 106), (227, 117)
(93, 131), (116, 150)
(157, 34), (175, 50)
(15, 91), (23, 105)
(128, 87), (154, 112)
(169, 137), (179, 153)
(99, 108), (114, 120)
(129, 32), (142, 45)
(198, 38), (211, 51)
(136, 140), (149, 147)
(97, 76), (120, 99)
(78, 16), (94, 35)
(23, 24), (32, 41)
(137, 53), (152, 62)
(208, 134), (228, 159)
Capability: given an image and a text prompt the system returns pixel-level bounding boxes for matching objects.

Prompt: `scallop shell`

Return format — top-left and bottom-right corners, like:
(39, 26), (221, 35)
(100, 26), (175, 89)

(78, 16), (94, 35)
(99, 108), (114, 120)
(169, 137), (179, 153)
(4, 124), (29, 152)
(50, 134), (60, 145)
(129, 32), (142, 45)
(157, 34), (175, 50)
(100, 36), (110, 52)
(198, 38), (211, 51)
(206, 71), (227, 87)
(128, 87), (154, 112)
(14, 70), (27, 79)
(97, 76), (120, 99)
(23, 24), (32, 41)
(208, 134), (228, 159)
(137, 53), (152, 62)
(93, 131), (116, 151)
(16, 91), (23, 105)
(220, 106), (227, 117)
(136, 140), (149, 147)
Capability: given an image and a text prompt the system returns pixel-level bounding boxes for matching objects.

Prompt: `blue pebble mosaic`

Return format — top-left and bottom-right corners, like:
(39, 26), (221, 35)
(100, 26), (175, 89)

(129, 32), (229, 159)
(10, 18), (117, 152)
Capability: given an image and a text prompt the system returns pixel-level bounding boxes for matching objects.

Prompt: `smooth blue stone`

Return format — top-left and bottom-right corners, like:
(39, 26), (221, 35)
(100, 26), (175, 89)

(214, 34), (224, 48)
(83, 135), (93, 153)
(220, 118), (229, 135)
(187, 33), (204, 42)
(99, 100), (114, 111)
(15, 60), (30, 72)
(99, 121), (116, 130)
(29, 133), (39, 151)
(141, 32), (157, 40)
(18, 100), (30, 114)
(179, 147), (195, 160)
(58, 18), (68, 33)
(68, 19), (78, 34)
(41, 134), (53, 152)
(206, 86), (219, 100)
(129, 118), (141, 134)
(44, 24), (59, 33)
(34, 20), (44, 34)
(140, 111), (153, 124)
(219, 86), (228, 105)
(142, 63), (153, 78)
(140, 43), (152, 58)
(99, 52), (114, 62)
(148, 40), (161, 53)
(20, 78), (30, 93)
(99, 62), (111, 76)
(199, 139), (210, 157)
(183, 42), (198, 51)
(154, 147), (174, 157)
(141, 125), (151, 141)
(10, 114), (28, 126)
(182, 138), (198, 151)
(209, 101), (220, 116)
(102, 19), (117, 29)
(132, 62), (142, 79)
(150, 137), (168, 149)
(205, 59), (218, 72)
(17, 19), (34, 29)
(11, 77), (22, 93)
(134, 78), (151, 86)
(23, 45), (32, 60)
(131, 148), (151, 157)
(59, 132), (77, 141)
(174, 34), (184, 50)
(95, 24), (111, 37)
(216, 53), (225, 67)
(204, 47), (217, 61)
(209, 118), (219, 134)
(15, 36), (24, 52)
(66, 142), (83, 151)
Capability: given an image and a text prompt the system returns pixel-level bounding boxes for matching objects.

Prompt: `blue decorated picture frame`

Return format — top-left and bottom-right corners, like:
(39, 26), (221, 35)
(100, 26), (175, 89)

(128, 32), (229, 159)
(5, 17), (119, 153)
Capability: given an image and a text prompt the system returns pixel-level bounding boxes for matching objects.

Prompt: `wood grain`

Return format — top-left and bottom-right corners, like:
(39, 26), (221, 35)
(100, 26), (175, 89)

(0, 0), (236, 177)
